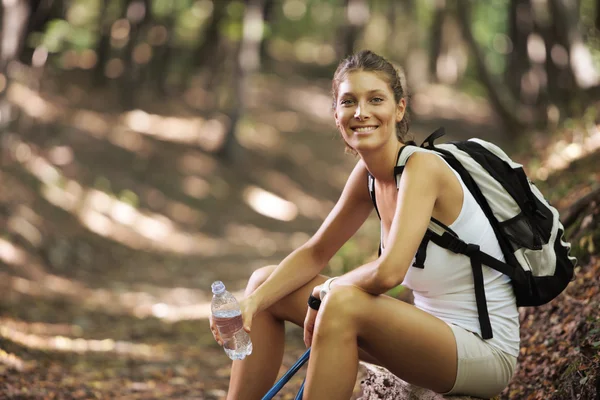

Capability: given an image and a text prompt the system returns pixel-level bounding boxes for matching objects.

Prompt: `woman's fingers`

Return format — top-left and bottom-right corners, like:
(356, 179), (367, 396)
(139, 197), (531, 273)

(209, 315), (223, 346)
(304, 310), (316, 348)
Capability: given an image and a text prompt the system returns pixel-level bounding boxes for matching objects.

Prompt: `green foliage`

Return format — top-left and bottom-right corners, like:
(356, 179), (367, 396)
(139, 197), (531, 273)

(472, 0), (509, 76)
(38, 19), (71, 53)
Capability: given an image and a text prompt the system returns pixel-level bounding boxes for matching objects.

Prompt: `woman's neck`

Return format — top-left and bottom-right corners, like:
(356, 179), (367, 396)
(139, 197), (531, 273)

(359, 140), (405, 184)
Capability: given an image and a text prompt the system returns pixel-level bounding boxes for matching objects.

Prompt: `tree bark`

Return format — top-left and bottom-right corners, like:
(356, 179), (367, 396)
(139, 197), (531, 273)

(193, 0), (229, 70)
(259, 0), (275, 64)
(549, 0), (598, 91)
(119, 0), (149, 110)
(429, 1), (446, 82)
(217, 0), (267, 161)
(455, 0), (525, 133)
(596, 0), (600, 32)
(505, 0), (532, 101)
(0, 0), (32, 139)
(336, 0), (370, 58)
(152, 10), (176, 96)
(93, 1), (111, 87)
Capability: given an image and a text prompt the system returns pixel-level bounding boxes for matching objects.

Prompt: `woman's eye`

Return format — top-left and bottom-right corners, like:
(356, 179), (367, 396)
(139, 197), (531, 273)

(371, 97), (383, 103)
(340, 99), (354, 105)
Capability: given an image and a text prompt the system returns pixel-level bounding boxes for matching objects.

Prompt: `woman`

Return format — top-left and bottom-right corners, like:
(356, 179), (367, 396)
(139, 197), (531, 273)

(210, 50), (519, 399)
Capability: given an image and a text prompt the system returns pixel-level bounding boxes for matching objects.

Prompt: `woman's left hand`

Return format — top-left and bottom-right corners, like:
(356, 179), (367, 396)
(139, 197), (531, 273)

(303, 306), (318, 348)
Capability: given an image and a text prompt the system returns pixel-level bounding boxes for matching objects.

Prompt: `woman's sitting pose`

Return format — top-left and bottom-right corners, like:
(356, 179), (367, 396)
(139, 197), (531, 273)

(210, 50), (519, 399)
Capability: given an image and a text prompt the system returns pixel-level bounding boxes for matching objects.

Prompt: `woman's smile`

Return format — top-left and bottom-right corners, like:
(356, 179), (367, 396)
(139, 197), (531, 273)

(352, 125), (379, 134)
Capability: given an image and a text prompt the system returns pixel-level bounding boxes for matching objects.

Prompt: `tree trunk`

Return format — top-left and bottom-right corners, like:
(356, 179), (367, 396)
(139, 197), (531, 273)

(596, 0), (600, 32)
(505, 0), (532, 101)
(259, 0), (275, 65)
(119, 0), (149, 110)
(0, 0), (31, 140)
(549, 0), (598, 91)
(193, 0), (229, 70)
(336, 0), (370, 58)
(152, 10), (176, 96)
(455, 0), (524, 134)
(217, 0), (267, 161)
(429, 1), (446, 82)
(93, 1), (111, 87)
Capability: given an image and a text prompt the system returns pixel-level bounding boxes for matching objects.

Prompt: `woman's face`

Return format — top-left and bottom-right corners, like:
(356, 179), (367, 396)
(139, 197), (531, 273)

(335, 71), (405, 153)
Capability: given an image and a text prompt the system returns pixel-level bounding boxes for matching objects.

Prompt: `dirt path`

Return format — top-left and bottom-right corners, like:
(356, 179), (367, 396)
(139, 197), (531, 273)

(0, 74), (505, 399)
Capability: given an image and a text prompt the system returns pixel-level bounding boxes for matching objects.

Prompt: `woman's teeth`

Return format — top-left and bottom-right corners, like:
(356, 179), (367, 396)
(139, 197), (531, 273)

(354, 126), (377, 132)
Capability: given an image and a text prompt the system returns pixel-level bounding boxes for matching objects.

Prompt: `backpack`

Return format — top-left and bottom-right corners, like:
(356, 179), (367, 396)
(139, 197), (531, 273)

(367, 127), (577, 339)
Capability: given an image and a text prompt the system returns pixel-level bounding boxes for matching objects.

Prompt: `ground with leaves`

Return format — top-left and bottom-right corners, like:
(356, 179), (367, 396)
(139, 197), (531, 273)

(0, 71), (598, 399)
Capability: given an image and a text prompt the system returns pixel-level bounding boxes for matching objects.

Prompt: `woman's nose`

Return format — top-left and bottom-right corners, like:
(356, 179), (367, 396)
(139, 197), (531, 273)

(354, 103), (369, 120)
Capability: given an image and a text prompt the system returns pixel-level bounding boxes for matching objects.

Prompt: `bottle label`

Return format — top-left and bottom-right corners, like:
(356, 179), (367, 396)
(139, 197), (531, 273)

(214, 314), (244, 338)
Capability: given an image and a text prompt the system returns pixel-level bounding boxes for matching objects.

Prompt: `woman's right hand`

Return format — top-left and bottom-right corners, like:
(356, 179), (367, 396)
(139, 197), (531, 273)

(209, 295), (259, 347)
(238, 295), (259, 334)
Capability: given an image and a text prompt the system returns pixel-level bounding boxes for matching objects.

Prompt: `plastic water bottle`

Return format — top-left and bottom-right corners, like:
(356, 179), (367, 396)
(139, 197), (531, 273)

(211, 281), (253, 360)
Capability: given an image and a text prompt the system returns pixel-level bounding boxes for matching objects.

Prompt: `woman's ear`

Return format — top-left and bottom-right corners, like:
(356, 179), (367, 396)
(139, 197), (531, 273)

(396, 98), (406, 122)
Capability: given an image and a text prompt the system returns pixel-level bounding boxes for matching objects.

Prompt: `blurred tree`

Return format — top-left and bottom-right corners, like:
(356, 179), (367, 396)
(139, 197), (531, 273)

(0, 0), (32, 137)
(456, 0), (525, 133)
(186, 0), (231, 92)
(119, 0), (151, 110)
(429, 0), (447, 82)
(458, 0), (599, 133)
(218, 0), (268, 161)
(337, 0), (370, 58)
(93, 1), (111, 87)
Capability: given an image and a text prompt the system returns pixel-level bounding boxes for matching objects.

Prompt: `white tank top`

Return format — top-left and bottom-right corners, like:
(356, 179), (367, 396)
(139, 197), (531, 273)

(399, 157), (520, 357)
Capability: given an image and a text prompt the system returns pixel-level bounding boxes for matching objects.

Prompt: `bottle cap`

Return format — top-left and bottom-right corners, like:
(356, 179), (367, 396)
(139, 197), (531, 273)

(211, 281), (225, 294)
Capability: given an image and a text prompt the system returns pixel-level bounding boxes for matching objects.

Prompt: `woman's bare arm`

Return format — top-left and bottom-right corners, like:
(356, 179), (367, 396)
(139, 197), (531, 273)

(249, 159), (374, 313)
(330, 152), (444, 294)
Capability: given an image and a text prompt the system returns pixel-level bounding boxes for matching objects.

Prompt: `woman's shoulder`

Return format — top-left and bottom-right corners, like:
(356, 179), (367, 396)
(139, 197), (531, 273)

(403, 149), (449, 178)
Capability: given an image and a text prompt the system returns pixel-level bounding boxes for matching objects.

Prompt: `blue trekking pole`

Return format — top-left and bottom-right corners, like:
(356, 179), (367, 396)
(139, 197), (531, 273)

(262, 347), (310, 400)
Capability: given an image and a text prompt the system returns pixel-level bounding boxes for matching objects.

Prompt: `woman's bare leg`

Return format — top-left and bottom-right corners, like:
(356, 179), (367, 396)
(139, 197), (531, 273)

(226, 265), (328, 400)
(303, 285), (458, 400)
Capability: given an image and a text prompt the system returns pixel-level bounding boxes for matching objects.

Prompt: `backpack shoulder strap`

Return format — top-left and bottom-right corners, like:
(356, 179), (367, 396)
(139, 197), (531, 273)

(394, 145), (437, 188)
(367, 172), (380, 219)
(420, 127), (446, 149)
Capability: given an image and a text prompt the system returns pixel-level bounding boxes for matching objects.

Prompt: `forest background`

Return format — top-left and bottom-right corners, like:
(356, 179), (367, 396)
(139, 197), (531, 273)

(0, 0), (599, 399)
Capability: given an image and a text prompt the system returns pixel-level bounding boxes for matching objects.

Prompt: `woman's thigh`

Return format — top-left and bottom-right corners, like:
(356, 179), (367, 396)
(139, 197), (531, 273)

(250, 266), (382, 365)
(319, 286), (457, 393)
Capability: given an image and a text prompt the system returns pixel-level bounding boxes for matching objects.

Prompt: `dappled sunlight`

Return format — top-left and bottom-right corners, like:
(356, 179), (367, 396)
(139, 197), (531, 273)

(411, 84), (492, 123)
(0, 323), (167, 361)
(257, 170), (334, 220)
(7, 135), (221, 255)
(532, 125), (600, 181)
(0, 238), (27, 266)
(8, 83), (61, 122)
(243, 185), (298, 222)
(177, 150), (217, 176)
(237, 120), (283, 152)
(266, 37), (336, 66)
(0, 237), (216, 323)
(285, 86), (332, 124)
(225, 223), (309, 257)
(71, 109), (111, 138)
(0, 318), (83, 337)
(0, 349), (27, 371)
(7, 82), (229, 153)
(123, 109), (228, 152)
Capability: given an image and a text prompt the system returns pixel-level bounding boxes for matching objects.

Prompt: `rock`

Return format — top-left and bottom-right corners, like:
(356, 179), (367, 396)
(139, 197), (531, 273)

(359, 363), (478, 400)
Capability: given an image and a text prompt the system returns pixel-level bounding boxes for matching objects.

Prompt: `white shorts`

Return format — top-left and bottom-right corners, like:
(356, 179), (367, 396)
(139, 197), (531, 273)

(444, 323), (518, 398)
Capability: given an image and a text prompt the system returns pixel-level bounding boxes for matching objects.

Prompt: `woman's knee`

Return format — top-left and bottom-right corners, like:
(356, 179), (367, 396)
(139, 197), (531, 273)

(245, 265), (277, 296)
(315, 285), (363, 336)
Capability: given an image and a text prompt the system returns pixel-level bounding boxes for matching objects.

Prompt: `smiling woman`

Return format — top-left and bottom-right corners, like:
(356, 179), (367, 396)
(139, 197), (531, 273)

(331, 51), (413, 156)
(209, 50), (521, 400)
